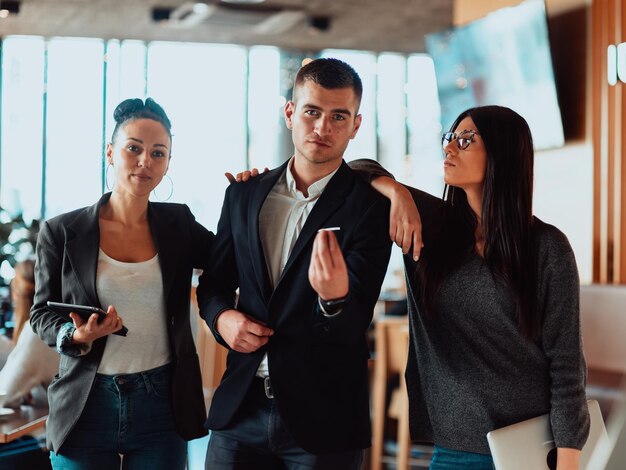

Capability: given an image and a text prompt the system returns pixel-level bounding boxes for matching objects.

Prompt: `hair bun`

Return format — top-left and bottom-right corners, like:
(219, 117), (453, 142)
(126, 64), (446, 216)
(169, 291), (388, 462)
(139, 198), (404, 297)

(113, 98), (145, 123)
(144, 98), (171, 130)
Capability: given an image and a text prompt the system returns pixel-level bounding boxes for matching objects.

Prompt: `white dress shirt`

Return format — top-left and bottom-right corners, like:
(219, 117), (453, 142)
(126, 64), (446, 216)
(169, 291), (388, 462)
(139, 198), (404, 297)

(255, 158), (338, 377)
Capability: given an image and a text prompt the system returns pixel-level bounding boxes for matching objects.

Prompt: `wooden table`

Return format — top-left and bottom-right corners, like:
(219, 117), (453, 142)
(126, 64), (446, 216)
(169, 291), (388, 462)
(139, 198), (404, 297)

(0, 405), (48, 443)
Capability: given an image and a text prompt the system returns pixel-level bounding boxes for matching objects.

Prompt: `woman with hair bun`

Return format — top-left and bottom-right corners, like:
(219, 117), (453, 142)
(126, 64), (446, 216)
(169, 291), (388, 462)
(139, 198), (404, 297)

(30, 97), (213, 469)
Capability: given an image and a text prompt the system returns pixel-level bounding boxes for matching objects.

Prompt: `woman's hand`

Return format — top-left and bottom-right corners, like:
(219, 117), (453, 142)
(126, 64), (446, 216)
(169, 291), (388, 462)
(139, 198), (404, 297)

(225, 167), (268, 183)
(70, 305), (124, 344)
(371, 176), (423, 260)
(389, 183), (423, 260)
(556, 448), (580, 470)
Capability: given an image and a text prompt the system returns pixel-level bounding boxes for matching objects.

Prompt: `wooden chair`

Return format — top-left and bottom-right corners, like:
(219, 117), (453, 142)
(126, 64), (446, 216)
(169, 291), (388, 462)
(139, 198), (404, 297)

(191, 286), (228, 408)
(371, 316), (410, 470)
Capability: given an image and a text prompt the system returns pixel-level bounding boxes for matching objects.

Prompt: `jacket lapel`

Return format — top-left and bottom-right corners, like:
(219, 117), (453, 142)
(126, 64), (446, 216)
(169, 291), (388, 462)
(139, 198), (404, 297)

(248, 161), (289, 303)
(277, 161), (352, 286)
(148, 203), (179, 303)
(65, 193), (111, 308)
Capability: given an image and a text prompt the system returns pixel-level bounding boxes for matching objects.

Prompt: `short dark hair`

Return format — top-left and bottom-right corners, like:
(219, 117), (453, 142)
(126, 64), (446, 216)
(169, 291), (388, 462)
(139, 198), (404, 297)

(111, 97), (172, 145)
(293, 58), (363, 106)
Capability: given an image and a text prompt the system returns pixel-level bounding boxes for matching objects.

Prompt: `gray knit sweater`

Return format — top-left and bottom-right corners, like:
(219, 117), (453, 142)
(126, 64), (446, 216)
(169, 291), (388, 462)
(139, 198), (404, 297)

(350, 159), (590, 454)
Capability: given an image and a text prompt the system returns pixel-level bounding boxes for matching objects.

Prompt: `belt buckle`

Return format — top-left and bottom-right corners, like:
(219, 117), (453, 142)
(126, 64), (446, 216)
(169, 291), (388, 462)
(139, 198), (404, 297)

(263, 376), (274, 399)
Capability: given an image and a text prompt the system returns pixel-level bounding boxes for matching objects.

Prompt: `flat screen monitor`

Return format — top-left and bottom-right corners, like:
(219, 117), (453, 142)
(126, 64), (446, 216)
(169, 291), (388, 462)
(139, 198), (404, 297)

(425, 0), (564, 150)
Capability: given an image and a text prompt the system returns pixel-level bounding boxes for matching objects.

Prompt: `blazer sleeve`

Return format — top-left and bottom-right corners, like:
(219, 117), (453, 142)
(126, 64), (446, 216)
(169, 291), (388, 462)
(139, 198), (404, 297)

(30, 220), (69, 348)
(196, 184), (238, 348)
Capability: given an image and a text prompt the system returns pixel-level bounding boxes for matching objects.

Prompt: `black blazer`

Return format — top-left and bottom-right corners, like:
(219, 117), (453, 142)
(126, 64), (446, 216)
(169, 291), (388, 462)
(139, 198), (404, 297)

(197, 161), (392, 454)
(30, 192), (213, 452)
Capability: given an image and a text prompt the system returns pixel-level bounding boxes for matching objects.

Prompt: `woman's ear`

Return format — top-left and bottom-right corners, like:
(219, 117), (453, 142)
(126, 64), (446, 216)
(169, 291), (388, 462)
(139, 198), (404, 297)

(106, 143), (114, 165)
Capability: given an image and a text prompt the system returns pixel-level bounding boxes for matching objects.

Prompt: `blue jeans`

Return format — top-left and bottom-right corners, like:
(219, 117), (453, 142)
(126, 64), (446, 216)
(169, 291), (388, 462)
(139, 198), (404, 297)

(430, 445), (494, 470)
(50, 363), (186, 470)
(206, 377), (363, 470)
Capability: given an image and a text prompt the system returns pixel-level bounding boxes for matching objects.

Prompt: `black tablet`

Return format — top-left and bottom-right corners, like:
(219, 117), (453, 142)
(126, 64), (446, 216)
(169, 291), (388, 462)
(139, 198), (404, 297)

(46, 301), (128, 336)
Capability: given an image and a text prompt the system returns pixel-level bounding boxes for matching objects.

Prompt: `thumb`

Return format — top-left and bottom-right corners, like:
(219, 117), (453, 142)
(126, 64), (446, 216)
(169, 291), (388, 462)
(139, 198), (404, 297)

(225, 172), (236, 183)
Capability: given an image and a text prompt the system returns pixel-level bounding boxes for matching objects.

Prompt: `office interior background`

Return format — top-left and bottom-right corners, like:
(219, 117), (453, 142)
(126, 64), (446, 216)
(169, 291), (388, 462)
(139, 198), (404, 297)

(1, 0), (626, 468)
(0, 0), (597, 287)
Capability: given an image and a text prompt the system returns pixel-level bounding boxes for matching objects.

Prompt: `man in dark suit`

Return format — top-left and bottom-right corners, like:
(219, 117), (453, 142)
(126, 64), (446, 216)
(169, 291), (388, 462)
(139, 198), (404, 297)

(198, 58), (391, 469)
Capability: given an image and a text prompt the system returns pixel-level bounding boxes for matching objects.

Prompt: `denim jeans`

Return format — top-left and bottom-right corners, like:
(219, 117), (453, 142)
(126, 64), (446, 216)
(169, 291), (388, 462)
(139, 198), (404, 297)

(206, 378), (363, 470)
(50, 363), (186, 470)
(430, 445), (495, 470)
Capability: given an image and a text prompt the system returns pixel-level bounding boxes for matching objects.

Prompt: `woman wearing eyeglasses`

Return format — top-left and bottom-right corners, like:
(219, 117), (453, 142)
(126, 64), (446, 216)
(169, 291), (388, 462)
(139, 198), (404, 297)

(350, 105), (589, 469)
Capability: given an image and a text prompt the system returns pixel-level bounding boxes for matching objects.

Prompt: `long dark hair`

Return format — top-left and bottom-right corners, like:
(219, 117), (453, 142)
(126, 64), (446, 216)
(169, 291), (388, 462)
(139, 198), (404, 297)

(415, 105), (539, 339)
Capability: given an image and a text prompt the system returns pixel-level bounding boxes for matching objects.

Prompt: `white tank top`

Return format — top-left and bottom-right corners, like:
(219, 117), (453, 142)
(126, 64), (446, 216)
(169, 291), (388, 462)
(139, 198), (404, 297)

(96, 248), (172, 374)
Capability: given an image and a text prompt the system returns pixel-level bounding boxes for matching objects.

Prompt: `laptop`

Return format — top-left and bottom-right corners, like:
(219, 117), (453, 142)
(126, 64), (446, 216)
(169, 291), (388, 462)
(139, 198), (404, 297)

(487, 400), (609, 470)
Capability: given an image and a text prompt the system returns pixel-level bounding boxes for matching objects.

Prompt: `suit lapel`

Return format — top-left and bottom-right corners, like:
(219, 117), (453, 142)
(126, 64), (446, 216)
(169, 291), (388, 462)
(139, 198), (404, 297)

(248, 161), (289, 303)
(277, 161), (353, 286)
(65, 193), (111, 308)
(148, 203), (179, 303)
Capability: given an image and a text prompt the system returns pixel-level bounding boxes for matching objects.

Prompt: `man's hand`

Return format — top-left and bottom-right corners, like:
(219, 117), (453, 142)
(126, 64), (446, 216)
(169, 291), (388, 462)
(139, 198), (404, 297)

(216, 309), (274, 353)
(70, 305), (123, 344)
(308, 230), (349, 301)
(225, 167), (269, 183)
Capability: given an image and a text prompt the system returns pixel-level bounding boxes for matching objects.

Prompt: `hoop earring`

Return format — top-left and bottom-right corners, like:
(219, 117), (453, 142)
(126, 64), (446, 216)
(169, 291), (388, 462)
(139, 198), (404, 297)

(105, 163), (115, 191)
(152, 174), (173, 202)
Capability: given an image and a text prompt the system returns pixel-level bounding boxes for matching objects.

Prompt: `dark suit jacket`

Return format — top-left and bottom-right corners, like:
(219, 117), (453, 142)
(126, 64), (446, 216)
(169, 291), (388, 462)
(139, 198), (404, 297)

(197, 160), (392, 454)
(30, 192), (213, 452)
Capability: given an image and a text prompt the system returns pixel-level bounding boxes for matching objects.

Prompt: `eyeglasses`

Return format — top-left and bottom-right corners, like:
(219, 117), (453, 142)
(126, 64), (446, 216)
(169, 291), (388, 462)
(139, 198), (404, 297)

(442, 130), (480, 150)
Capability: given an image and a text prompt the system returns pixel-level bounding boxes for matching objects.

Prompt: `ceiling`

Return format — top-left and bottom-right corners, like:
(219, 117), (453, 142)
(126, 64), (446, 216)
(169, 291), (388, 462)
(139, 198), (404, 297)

(0, 0), (455, 53)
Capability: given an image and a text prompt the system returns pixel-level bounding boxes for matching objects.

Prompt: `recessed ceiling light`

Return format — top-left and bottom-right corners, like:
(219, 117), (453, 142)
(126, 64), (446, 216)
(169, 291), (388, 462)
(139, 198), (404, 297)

(220, 0), (266, 4)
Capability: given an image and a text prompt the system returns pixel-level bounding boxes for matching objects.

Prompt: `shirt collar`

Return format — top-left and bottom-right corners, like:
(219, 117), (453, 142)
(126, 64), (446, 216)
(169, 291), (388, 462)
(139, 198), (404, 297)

(285, 156), (340, 199)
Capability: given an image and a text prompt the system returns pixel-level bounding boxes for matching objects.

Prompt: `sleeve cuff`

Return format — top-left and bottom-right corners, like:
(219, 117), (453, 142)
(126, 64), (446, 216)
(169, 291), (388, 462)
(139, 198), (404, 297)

(318, 294), (350, 318)
(56, 323), (92, 356)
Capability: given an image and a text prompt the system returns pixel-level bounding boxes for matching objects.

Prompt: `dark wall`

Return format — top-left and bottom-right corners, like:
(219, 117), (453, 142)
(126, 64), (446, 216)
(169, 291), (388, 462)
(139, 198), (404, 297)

(548, 6), (588, 141)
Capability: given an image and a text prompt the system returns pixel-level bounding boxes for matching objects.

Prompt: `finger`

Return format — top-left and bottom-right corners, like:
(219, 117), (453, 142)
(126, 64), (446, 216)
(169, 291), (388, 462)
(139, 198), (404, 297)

(86, 312), (100, 330)
(224, 172), (236, 183)
(250, 168), (259, 177)
(394, 226), (404, 249)
(413, 230), (423, 261)
(316, 231), (333, 273)
(389, 220), (397, 243)
(327, 231), (345, 269)
(69, 312), (84, 329)
(235, 334), (269, 353)
(401, 227), (412, 254)
(241, 171), (252, 181)
(263, 167), (269, 174)
(246, 319), (274, 337)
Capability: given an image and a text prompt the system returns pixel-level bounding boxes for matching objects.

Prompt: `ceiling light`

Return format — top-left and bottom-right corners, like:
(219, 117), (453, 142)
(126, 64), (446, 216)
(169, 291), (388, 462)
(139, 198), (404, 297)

(0, 1), (19, 17)
(220, 0), (266, 4)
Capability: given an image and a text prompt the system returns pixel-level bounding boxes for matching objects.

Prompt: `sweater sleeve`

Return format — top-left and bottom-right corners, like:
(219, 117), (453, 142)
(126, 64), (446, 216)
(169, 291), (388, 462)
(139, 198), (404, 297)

(348, 158), (395, 182)
(538, 224), (590, 449)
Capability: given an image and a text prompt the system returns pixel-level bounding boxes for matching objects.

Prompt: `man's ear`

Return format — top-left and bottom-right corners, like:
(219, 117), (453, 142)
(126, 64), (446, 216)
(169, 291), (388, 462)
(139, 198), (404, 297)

(350, 114), (362, 140)
(284, 101), (295, 130)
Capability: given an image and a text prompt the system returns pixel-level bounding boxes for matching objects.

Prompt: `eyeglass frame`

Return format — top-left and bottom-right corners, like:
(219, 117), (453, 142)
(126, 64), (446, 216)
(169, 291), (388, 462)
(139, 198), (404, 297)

(442, 130), (480, 150)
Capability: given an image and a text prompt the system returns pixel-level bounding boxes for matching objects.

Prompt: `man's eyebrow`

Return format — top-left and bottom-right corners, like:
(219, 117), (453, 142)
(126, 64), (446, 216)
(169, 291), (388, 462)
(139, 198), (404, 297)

(302, 103), (353, 117)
